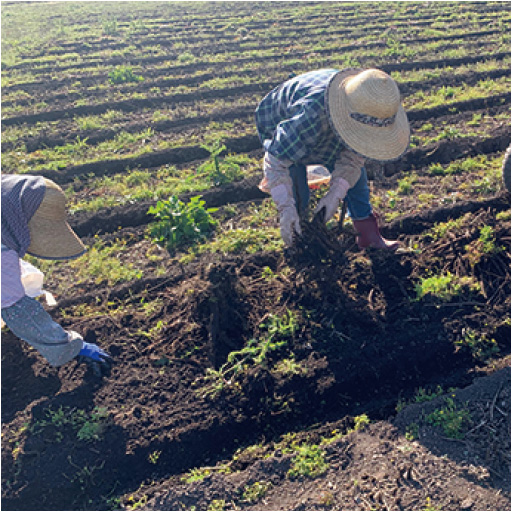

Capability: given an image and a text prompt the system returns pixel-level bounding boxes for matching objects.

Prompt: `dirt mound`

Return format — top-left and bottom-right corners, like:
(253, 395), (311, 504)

(145, 368), (510, 511)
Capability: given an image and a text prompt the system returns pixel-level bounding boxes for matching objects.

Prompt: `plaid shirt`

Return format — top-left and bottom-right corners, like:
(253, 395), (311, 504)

(255, 69), (345, 168)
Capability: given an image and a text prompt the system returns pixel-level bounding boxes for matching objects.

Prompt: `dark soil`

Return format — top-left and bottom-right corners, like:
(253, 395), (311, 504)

(2, 197), (510, 511)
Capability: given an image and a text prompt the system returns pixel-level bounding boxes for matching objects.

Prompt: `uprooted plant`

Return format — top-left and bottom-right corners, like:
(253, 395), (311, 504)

(197, 310), (298, 398)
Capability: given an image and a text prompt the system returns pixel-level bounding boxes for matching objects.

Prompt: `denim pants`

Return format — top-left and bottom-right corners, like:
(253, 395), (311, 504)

(290, 163), (372, 220)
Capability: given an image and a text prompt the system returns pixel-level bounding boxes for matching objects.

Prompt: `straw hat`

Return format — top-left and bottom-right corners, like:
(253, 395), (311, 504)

(327, 68), (410, 161)
(27, 179), (86, 260)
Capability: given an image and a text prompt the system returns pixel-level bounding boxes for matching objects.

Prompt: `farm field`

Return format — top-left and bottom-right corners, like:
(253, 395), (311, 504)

(1, 1), (511, 511)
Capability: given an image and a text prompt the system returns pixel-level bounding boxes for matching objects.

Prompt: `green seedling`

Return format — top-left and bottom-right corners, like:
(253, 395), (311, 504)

(198, 139), (243, 186)
(108, 65), (143, 84)
(414, 272), (481, 302)
(199, 310), (297, 398)
(148, 195), (217, 253)
(288, 443), (328, 479)
(455, 328), (499, 362)
(426, 397), (471, 439)
(241, 481), (272, 503)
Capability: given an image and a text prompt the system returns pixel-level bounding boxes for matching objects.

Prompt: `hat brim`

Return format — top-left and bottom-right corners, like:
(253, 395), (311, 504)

(27, 218), (86, 260)
(327, 69), (410, 162)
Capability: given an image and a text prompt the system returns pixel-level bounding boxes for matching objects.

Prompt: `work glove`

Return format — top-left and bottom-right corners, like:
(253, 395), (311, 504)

(77, 341), (113, 377)
(271, 182), (301, 246)
(314, 177), (350, 223)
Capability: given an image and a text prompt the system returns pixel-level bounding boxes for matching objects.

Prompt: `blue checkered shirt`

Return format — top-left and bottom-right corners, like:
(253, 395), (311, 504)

(255, 69), (345, 168)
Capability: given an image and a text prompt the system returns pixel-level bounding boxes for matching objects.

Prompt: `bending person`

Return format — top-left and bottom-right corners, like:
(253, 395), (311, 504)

(1, 175), (112, 376)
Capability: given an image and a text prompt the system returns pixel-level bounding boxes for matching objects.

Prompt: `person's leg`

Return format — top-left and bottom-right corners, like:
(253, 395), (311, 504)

(344, 166), (372, 220)
(289, 163), (310, 215)
(345, 167), (400, 250)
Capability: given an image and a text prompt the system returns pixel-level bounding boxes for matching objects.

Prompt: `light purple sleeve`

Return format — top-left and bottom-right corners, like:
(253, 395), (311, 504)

(1, 248), (25, 309)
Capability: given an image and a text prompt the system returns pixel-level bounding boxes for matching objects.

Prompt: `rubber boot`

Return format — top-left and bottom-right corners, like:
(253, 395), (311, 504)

(352, 214), (400, 251)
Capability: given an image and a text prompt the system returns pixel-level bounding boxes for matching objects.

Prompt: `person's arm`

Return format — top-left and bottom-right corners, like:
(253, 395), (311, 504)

(314, 149), (365, 222)
(1, 295), (83, 367)
(2, 249), (112, 372)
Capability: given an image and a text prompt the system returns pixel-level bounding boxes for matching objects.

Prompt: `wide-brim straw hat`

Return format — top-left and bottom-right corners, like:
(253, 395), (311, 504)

(27, 179), (86, 260)
(327, 68), (410, 162)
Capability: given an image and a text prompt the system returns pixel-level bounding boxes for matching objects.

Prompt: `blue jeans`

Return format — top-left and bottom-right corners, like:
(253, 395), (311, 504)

(289, 163), (372, 220)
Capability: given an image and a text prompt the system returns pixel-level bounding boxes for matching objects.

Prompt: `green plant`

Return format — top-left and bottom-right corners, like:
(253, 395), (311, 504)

(272, 356), (307, 377)
(177, 51), (194, 63)
(405, 423), (419, 441)
(102, 18), (119, 35)
(199, 310), (297, 398)
(455, 328), (499, 362)
(426, 397), (471, 439)
(397, 174), (417, 195)
(414, 272), (481, 302)
(352, 414), (370, 432)
(108, 65), (143, 85)
(182, 467), (212, 483)
(69, 240), (143, 286)
(76, 407), (109, 442)
(241, 481), (272, 503)
(423, 497), (442, 511)
(148, 450), (162, 464)
(464, 225), (503, 267)
(208, 500), (226, 511)
(148, 195), (217, 252)
(288, 443), (328, 479)
(34, 406), (109, 442)
(198, 140), (243, 186)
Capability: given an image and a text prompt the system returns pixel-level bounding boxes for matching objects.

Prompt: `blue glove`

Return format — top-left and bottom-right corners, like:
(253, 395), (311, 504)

(78, 342), (113, 376)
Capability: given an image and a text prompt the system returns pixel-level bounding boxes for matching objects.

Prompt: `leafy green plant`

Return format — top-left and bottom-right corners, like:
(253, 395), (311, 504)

(241, 481), (272, 503)
(405, 422), (419, 441)
(414, 272), (481, 302)
(199, 310), (297, 398)
(464, 225), (503, 267)
(288, 443), (328, 479)
(147, 450), (161, 464)
(76, 407), (109, 442)
(198, 140), (243, 186)
(33, 406), (109, 442)
(397, 174), (417, 195)
(108, 65), (144, 84)
(148, 195), (217, 252)
(426, 397), (471, 439)
(455, 328), (499, 362)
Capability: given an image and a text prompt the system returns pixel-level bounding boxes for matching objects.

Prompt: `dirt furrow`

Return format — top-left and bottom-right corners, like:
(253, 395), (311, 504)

(3, 68), (509, 154)
(1, 49), (507, 127)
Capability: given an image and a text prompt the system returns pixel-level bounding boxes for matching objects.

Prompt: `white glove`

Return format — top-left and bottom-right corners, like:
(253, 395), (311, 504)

(314, 177), (350, 222)
(271, 183), (302, 246)
(279, 206), (302, 246)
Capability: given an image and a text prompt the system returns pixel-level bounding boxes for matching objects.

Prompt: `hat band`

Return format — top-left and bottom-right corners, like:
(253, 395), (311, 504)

(350, 112), (396, 127)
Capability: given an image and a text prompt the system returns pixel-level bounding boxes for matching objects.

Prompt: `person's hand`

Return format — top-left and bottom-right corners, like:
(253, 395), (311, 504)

(279, 205), (302, 246)
(77, 341), (113, 377)
(314, 177), (350, 223)
(271, 183), (301, 246)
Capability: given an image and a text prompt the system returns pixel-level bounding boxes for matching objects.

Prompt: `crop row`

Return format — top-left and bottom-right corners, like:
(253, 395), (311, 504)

(3, 23), (508, 93)
(1, 29), (507, 111)
(3, 73), (509, 178)
(2, 55), (509, 153)
(5, 1), (507, 70)
(2, 46), (509, 126)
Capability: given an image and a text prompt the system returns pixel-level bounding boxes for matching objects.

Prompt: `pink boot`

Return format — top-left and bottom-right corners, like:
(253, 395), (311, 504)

(352, 214), (400, 251)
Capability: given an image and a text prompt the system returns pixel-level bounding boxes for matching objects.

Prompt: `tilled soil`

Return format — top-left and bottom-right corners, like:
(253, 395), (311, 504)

(1, 195), (510, 511)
